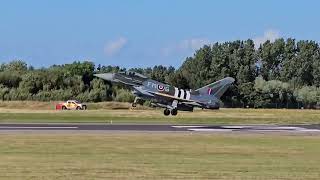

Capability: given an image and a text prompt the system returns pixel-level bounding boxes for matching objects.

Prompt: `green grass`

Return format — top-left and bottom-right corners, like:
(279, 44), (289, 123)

(0, 108), (320, 124)
(0, 133), (319, 179)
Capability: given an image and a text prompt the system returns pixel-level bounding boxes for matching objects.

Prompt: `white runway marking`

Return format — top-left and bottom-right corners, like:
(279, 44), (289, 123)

(297, 129), (320, 132)
(171, 125), (320, 132)
(171, 126), (205, 128)
(221, 126), (254, 129)
(189, 129), (233, 132)
(221, 126), (305, 130)
(266, 126), (304, 130)
(0, 126), (78, 129)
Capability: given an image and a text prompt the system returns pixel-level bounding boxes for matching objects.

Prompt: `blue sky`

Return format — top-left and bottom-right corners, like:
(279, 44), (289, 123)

(0, 0), (319, 68)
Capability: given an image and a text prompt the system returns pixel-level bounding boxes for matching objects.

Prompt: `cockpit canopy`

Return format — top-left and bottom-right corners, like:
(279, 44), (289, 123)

(119, 71), (148, 79)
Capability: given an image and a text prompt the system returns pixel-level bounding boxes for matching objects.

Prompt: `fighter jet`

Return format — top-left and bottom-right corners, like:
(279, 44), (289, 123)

(94, 71), (235, 116)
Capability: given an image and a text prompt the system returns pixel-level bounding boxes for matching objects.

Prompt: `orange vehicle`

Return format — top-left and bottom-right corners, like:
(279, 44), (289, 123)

(56, 100), (87, 110)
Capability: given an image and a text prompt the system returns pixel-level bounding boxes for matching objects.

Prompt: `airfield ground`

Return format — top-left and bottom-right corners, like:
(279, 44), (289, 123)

(0, 101), (319, 124)
(0, 133), (320, 180)
(1, 101), (320, 179)
(0, 105), (319, 125)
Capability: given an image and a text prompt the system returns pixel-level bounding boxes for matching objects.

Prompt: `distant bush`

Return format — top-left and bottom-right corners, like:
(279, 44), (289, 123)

(113, 89), (135, 102)
(143, 100), (152, 107)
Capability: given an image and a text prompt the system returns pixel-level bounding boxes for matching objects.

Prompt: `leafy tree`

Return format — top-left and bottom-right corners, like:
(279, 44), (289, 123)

(254, 77), (293, 108)
(258, 39), (285, 80)
(312, 49), (320, 87)
(1, 60), (28, 72)
(0, 71), (22, 88)
(0, 84), (9, 101)
(113, 88), (135, 102)
(88, 78), (109, 102)
(294, 86), (320, 108)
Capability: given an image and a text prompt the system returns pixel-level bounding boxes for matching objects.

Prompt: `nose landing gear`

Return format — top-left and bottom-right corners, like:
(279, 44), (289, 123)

(131, 97), (141, 109)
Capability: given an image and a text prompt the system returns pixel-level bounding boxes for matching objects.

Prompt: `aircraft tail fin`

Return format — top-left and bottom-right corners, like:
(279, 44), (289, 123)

(195, 77), (235, 98)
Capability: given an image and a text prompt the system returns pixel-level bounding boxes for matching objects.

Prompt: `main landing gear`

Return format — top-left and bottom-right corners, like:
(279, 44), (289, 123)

(163, 108), (178, 116)
(164, 109), (170, 116)
(163, 100), (179, 116)
(171, 108), (178, 116)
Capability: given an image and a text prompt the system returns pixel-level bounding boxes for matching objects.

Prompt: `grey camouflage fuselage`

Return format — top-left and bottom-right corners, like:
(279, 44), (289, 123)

(94, 71), (234, 115)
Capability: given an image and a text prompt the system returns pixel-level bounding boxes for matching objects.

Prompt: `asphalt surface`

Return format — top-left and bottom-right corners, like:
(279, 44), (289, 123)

(1, 123), (320, 133)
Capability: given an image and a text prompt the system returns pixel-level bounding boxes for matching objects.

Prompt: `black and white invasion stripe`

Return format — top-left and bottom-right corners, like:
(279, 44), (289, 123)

(174, 87), (190, 100)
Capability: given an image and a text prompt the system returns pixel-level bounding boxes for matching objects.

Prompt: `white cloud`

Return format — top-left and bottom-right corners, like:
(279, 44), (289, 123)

(104, 37), (127, 56)
(180, 38), (210, 51)
(253, 29), (280, 47)
(162, 38), (210, 56)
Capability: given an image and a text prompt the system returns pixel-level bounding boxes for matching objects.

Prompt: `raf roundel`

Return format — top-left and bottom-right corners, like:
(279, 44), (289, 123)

(157, 85), (165, 91)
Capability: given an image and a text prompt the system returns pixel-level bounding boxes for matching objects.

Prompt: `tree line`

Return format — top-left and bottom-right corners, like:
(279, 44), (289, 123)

(0, 38), (320, 108)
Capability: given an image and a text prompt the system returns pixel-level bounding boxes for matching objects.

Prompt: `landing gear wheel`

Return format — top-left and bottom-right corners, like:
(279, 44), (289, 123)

(164, 109), (170, 116)
(171, 109), (178, 116)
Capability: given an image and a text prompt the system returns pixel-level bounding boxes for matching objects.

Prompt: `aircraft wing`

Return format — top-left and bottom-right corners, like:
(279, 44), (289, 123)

(147, 91), (205, 107)
(94, 73), (139, 87)
(149, 91), (194, 102)
(112, 79), (137, 86)
(148, 91), (203, 108)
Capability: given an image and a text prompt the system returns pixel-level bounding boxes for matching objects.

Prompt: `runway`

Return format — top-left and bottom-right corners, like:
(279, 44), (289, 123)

(1, 123), (320, 133)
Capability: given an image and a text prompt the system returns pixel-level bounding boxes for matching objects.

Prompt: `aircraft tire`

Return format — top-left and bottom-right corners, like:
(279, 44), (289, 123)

(171, 109), (178, 116)
(164, 109), (170, 116)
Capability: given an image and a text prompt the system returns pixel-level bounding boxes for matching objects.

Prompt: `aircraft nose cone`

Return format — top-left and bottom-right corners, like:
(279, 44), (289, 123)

(226, 77), (235, 83)
(94, 73), (115, 81)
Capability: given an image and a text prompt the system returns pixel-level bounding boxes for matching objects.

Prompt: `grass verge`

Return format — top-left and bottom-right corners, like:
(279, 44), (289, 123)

(0, 133), (319, 179)
(0, 108), (319, 124)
